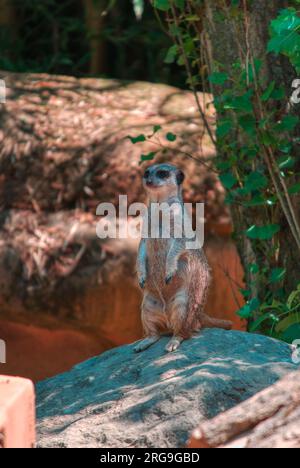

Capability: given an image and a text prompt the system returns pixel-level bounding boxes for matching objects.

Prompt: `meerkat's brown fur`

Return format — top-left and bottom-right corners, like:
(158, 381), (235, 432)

(135, 163), (232, 353)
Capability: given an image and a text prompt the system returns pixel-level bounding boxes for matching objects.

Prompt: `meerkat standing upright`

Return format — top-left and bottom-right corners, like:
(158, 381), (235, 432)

(135, 163), (232, 353)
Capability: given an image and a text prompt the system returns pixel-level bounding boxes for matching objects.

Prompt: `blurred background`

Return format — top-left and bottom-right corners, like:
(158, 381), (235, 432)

(0, 0), (245, 382)
(0, 0), (186, 86)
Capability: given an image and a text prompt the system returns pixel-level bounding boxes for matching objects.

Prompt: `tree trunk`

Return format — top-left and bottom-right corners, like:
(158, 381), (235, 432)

(0, 0), (17, 45)
(203, 0), (300, 297)
(0, 0), (14, 25)
(83, 0), (106, 75)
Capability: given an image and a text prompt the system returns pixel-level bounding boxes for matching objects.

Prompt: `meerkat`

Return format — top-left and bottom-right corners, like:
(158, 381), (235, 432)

(135, 163), (232, 353)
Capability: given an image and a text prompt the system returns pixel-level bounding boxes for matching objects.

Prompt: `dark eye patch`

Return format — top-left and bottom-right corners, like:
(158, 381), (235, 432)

(156, 170), (170, 179)
(144, 169), (151, 179)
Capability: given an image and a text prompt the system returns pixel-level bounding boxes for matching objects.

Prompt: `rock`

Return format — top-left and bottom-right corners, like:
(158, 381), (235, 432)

(36, 329), (298, 448)
(189, 369), (300, 449)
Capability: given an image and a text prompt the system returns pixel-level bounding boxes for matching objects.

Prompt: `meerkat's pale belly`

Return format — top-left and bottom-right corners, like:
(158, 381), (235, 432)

(146, 238), (185, 300)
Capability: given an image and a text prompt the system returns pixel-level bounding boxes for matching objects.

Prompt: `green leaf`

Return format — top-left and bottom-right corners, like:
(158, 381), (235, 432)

(244, 195), (271, 207)
(278, 155), (295, 169)
(174, 0), (185, 9)
(140, 152), (156, 162)
(282, 323), (300, 344)
(238, 114), (256, 135)
(276, 115), (299, 132)
(240, 289), (251, 299)
(220, 172), (238, 189)
(208, 72), (229, 86)
(128, 134), (146, 144)
(166, 132), (177, 142)
(153, 125), (162, 134)
(270, 8), (300, 35)
(244, 171), (268, 192)
(271, 87), (285, 100)
(287, 286), (300, 309)
(216, 120), (232, 138)
(260, 130), (277, 146)
(153, 0), (170, 11)
(276, 313), (300, 334)
(249, 313), (277, 333)
(270, 268), (286, 283)
(237, 298), (260, 319)
(164, 45), (178, 64)
(288, 182), (300, 194)
(261, 81), (276, 101)
(246, 224), (280, 240)
(248, 263), (259, 274)
(224, 91), (253, 112)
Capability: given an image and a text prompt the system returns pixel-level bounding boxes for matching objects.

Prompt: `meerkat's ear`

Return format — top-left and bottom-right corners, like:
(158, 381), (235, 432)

(176, 169), (185, 186)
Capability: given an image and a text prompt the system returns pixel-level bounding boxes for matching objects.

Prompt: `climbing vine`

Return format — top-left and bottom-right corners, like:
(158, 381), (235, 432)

(130, 1), (300, 342)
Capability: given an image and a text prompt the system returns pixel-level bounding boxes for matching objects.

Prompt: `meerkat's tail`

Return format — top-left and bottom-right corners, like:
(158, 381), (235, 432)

(198, 312), (232, 330)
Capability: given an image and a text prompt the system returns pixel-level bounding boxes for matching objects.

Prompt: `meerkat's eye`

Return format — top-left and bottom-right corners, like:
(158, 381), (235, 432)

(156, 170), (170, 180)
(144, 169), (151, 179)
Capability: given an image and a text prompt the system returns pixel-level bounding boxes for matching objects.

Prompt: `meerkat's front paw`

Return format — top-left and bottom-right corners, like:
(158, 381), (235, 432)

(165, 337), (183, 353)
(134, 336), (160, 353)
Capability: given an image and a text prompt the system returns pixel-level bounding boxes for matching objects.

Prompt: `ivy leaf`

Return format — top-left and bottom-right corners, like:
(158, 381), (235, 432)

(164, 45), (178, 64)
(270, 8), (300, 35)
(128, 134), (146, 144)
(240, 289), (252, 299)
(276, 115), (299, 132)
(244, 195), (271, 207)
(153, 0), (170, 11)
(261, 81), (276, 101)
(288, 182), (300, 194)
(244, 171), (268, 192)
(208, 72), (229, 86)
(249, 313), (277, 333)
(220, 172), (238, 189)
(237, 298), (260, 319)
(246, 224), (280, 240)
(153, 125), (162, 134)
(217, 119), (232, 138)
(224, 91), (253, 112)
(278, 155), (295, 169)
(174, 0), (185, 10)
(140, 152), (156, 163)
(238, 114), (256, 135)
(271, 87), (285, 100)
(248, 263), (259, 274)
(166, 132), (177, 142)
(282, 323), (300, 344)
(270, 268), (286, 284)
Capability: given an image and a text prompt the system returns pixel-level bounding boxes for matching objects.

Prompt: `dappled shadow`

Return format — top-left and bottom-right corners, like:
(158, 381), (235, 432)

(36, 329), (298, 447)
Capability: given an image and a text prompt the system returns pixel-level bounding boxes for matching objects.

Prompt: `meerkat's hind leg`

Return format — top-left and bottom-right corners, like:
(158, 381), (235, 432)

(165, 336), (184, 353)
(134, 335), (161, 353)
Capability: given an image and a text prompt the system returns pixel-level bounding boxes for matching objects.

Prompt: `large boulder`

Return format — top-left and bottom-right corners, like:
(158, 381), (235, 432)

(36, 329), (299, 448)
